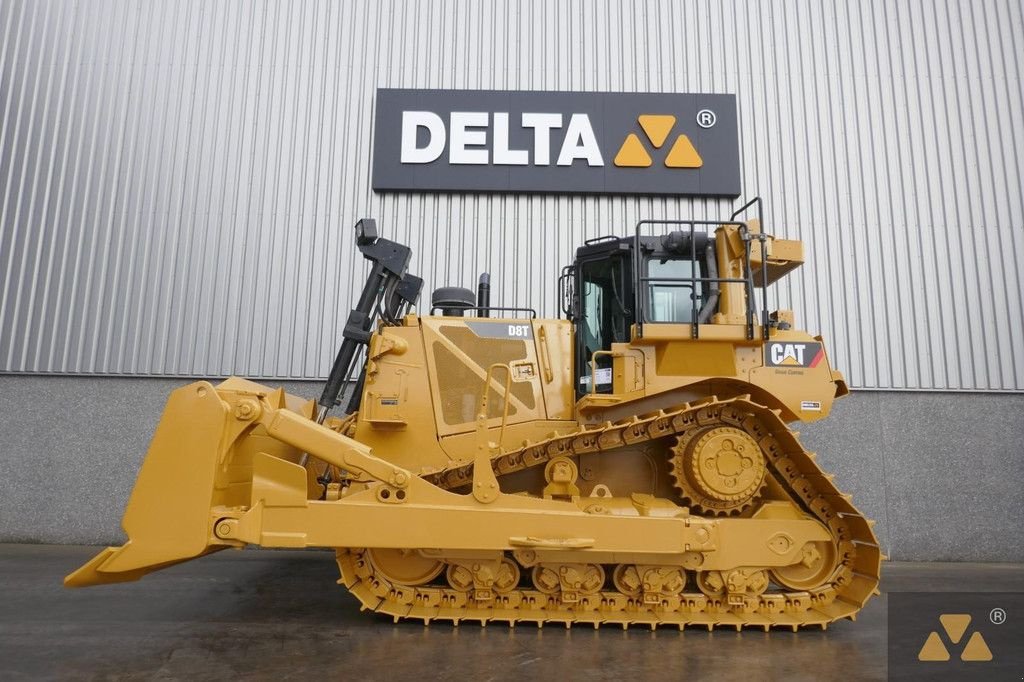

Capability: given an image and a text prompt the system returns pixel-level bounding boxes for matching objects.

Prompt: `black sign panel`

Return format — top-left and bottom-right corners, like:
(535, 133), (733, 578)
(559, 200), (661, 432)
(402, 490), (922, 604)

(372, 89), (740, 197)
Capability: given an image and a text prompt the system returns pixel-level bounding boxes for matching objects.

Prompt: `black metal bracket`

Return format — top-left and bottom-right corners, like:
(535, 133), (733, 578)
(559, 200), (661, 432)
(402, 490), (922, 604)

(319, 219), (414, 414)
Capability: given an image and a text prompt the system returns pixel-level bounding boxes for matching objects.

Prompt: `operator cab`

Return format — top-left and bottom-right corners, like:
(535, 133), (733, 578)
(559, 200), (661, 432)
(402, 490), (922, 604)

(567, 231), (716, 397)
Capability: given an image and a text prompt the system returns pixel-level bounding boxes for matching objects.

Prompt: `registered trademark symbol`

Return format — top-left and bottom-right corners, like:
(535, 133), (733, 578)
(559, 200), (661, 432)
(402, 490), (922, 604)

(990, 607), (1006, 625)
(696, 109), (717, 128)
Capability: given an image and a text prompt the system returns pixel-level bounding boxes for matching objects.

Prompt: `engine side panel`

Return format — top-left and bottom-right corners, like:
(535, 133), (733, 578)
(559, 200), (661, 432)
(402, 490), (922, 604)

(352, 324), (452, 471)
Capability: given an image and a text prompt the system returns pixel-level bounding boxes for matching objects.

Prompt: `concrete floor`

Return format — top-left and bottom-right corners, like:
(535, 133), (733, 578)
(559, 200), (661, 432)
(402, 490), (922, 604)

(1, 546), (1022, 681)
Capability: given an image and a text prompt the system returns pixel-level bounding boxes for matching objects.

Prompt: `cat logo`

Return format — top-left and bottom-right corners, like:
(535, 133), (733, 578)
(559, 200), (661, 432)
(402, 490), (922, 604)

(917, 614), (993, 662)
(614, 115), (703, 169)
(765, 341), (824, 368)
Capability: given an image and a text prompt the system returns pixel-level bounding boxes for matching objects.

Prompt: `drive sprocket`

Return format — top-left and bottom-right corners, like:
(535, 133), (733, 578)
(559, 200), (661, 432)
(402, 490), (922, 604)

(669, 425), (767, 515)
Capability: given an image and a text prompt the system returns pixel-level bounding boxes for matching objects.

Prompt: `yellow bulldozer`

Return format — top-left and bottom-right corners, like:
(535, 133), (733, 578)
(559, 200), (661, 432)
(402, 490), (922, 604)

(66, 198), (881, 630)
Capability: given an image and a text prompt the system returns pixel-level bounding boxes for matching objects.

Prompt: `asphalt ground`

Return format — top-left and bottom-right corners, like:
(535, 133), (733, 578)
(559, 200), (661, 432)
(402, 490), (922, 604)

(1, 545), (1021, 681)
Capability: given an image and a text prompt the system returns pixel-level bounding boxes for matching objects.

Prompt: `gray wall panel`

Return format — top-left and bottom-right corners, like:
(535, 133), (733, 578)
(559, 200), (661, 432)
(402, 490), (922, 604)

(0, 0), (1022, 390)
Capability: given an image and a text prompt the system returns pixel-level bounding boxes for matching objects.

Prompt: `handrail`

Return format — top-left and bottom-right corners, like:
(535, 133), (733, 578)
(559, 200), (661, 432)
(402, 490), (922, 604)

(730, 196), (763, 223)
(476, 363), (514, 449)
(588, 349), (616, 395)
(730, 196), (770, 338)
(634, 218), (750, 340)
(633, 197), (772, 342)
(641, 276), (749, 284)
(429, 306), (537, 318)
(537, 325), (554, 383)
(557, 265), (575, 319)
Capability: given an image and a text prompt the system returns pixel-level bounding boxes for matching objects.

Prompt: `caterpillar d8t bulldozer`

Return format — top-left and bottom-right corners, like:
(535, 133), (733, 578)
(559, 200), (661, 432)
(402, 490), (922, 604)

(66, 199), (882, 630)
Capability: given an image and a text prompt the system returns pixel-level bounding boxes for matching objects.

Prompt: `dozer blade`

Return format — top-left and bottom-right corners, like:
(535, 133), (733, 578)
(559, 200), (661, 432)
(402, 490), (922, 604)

(65, 382), (234, 587)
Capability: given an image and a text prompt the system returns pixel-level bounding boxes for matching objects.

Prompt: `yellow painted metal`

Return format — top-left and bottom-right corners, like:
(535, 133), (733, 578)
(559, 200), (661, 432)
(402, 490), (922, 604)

(351, 324), (451, 472)
(748, 218), (805, 285)
(66, 218), (881, 630)
(713, 225), (749, 325)
(532, 319), (574, 420)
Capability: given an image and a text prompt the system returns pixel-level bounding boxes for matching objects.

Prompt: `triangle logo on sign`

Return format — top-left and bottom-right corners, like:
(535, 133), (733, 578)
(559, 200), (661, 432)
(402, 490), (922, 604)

(614, 133), (652, 167)
(665, 134), (703, 168)
(613, 114), (704, 170)
(638, 115), (676, 148)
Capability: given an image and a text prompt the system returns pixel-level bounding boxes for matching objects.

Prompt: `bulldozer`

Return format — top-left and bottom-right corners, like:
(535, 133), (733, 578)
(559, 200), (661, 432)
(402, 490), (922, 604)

(66, 198), (881, 630)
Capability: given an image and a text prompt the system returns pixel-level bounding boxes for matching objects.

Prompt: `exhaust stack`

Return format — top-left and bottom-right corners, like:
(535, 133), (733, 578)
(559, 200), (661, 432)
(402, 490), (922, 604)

(477, 272), (491, 317)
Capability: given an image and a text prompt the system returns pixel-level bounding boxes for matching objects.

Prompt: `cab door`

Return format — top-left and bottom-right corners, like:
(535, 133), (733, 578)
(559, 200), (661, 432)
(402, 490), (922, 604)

(574, 244), (634, 397)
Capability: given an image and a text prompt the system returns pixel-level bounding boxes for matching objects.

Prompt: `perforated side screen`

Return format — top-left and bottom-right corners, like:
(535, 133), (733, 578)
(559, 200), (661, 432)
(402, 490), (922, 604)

(432, 325), (536, 427)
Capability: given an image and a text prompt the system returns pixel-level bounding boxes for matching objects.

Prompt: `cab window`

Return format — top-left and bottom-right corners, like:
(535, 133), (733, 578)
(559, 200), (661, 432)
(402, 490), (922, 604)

(646, 258), (704, 323)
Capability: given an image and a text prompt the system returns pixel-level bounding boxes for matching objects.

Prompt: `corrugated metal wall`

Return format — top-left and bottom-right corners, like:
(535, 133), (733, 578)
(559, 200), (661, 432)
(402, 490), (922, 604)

(1, 0), (1022, 390)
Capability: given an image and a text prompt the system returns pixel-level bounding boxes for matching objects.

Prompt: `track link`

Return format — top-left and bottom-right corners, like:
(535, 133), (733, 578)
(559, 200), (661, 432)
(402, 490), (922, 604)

(336, 395), (883, 630)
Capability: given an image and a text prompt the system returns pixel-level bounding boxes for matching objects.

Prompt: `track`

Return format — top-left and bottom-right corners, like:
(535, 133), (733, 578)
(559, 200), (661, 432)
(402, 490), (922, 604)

(336, 396), (883, 630)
